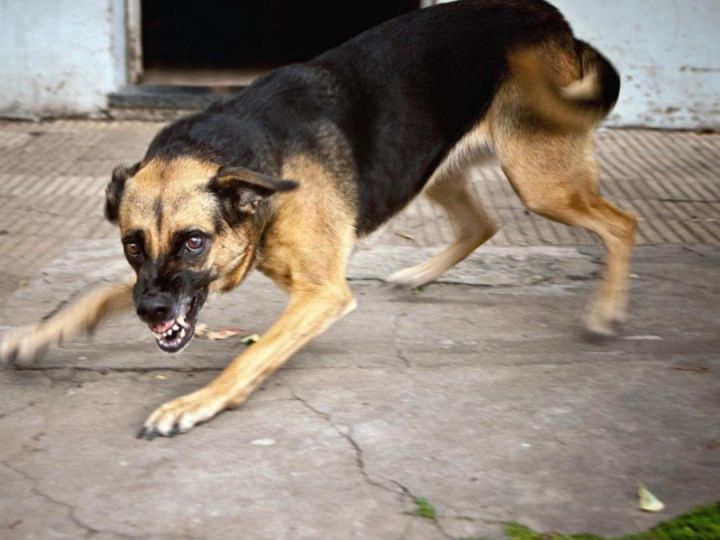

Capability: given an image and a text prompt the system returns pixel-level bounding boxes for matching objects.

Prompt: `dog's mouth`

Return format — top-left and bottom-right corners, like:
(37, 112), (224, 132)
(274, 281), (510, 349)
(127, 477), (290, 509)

(148, 297), (200, 353)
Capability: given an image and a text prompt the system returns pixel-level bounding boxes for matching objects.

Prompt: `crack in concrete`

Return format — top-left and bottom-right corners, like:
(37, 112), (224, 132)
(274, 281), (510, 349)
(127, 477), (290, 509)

(10, 353), (691, 380)
(681, 245), (709, 258)
(2, 460), (140, 539)
(390, 481), (455, 540)
(0, 401), (35, 421)
(634, 271), (718, 293)
(392, 311), (412, 368)
(288, 384), (457, 540)
(347, 276), (496, 287)
(288, 385), (396, 494)
(13, 365), (222, 375)
(287, 384), (513, 538)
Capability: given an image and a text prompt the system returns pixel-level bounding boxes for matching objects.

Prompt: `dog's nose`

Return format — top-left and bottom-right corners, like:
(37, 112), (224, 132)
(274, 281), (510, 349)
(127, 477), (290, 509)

(137, 293), (173, 323)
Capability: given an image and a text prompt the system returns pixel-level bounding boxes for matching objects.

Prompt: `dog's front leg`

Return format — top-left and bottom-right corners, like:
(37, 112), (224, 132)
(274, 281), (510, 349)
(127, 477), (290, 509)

(1, 280), (134, 366)
(138, 283), (356, 439)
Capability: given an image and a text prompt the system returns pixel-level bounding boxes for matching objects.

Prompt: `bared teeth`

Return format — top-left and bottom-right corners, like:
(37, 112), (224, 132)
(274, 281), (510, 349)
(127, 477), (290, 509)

(151, 312), (195, 348)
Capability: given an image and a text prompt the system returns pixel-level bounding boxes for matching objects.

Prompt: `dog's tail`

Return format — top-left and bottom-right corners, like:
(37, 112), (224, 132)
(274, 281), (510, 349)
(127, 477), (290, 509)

(509, 39), (621, 131)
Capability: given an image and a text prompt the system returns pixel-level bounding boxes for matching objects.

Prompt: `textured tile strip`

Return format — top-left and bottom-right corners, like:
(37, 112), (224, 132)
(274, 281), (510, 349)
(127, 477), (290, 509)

(0, 121), (718, 281)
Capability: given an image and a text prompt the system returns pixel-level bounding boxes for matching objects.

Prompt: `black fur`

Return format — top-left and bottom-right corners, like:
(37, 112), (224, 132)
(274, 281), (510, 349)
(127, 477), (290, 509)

(575, 39), (621, 114)
(105, 162), (140, 223)
(133, 253), (213, 324)
(153, 198), (164, 233)
(121, 227), (214, 322)
(209, 166), (299, 226)
(142, 0), (579, 233)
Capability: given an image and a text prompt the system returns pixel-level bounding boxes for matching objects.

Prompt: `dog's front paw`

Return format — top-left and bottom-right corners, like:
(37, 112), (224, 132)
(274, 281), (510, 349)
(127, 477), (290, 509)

(137, 390), (225, 440)
(0, 325), (51, 367)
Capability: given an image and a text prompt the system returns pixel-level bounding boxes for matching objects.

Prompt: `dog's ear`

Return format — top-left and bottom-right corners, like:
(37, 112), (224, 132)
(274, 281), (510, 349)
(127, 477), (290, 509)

(210, 166), (299, 221)
(105, 162), (140, 224)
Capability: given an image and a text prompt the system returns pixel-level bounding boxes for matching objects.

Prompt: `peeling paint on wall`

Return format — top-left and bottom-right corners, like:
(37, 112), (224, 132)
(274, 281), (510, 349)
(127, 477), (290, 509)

(552, 0), (720, 128)
(0, 0), (125, 118)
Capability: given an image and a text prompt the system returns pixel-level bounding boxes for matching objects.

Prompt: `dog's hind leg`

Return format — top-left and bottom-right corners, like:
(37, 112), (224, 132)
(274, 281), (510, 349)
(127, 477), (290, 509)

(387, 168), (497, 288)
(0, 280), (134, 365)
(494, 127), (636, 335)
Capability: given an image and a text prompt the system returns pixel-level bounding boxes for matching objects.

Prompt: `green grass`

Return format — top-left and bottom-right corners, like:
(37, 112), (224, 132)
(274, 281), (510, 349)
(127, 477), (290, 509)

(505, 502), (720, 540)
(411, 497), (438, 520)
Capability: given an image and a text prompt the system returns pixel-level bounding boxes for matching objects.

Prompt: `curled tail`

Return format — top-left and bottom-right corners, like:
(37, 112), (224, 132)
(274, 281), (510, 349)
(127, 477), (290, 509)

(509, 39), (621, 131)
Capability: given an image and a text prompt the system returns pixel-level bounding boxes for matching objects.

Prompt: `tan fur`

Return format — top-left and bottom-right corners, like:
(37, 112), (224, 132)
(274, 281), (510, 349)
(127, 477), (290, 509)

(0, 281), (134, 363)
(388, 122), (498, 287)
(3, 151), (359, 434)
(123, 157), (257, 294)
(121, 158), (218, 256)
(487, 76), (637, 334)
(390, 45), (635, 333)
(508, 42), (608, 131)
(142, 154), (358, 433)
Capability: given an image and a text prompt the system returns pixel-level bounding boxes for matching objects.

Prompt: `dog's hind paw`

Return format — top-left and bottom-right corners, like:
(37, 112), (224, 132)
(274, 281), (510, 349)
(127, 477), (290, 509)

(584, 314), (616, 337)
(584, 301), (627, 337)
(584, 288), (629, 337)
(386, 266), (435, 289)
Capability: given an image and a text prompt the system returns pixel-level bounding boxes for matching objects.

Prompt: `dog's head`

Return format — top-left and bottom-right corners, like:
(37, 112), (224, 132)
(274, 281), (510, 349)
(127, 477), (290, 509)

(106, 157), (297, 353)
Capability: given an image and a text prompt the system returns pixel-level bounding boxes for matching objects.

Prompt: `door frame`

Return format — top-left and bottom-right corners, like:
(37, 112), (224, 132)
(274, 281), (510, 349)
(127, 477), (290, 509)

(124, 0), (444, 85)
(126, 0), (143, 83)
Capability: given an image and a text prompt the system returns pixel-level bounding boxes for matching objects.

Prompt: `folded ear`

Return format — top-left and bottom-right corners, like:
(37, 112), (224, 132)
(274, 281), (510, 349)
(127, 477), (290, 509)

(210, 166), (299, 222)
(105, 162), (140, 224)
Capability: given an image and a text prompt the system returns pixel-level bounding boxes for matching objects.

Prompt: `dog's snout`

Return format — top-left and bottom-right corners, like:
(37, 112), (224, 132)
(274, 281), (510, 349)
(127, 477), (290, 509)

(137, 292), (174, 323)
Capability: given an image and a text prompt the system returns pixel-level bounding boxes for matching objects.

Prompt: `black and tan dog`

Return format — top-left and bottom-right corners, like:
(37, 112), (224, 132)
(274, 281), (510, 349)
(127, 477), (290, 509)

(1, 0), (635, 438)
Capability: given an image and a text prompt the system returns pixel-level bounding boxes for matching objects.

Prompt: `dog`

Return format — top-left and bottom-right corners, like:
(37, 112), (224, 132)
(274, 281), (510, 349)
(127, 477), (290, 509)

(0, 0), (636, 438)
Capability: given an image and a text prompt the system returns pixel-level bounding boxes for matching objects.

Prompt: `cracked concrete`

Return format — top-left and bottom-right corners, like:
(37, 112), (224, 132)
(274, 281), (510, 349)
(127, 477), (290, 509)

(288, 384), (457, 539)
(1, 241), (719, 539)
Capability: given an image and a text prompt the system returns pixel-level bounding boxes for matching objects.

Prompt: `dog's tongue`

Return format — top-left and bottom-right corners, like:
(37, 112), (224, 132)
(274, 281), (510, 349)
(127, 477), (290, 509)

(150, 320), (174, 334)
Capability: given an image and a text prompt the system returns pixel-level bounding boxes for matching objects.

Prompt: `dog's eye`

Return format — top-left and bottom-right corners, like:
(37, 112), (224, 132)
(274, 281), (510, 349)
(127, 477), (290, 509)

(185, 235), (204, 252)
(125, 242), (142, 258)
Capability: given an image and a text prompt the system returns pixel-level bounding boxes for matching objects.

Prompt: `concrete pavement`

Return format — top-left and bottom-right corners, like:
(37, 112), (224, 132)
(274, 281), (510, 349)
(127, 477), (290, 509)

(0, 121), (718, 538)
(1, 241), (718, 539)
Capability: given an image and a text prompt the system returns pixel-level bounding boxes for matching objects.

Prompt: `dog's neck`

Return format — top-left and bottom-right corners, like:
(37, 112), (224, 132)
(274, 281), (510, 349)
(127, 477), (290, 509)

(216, 199), (274, 292)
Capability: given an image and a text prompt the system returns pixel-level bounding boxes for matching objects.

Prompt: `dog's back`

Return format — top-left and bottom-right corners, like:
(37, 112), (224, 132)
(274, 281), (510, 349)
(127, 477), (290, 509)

(150, 0), (618, 234)
(145, 0), (632, 340)
(310, 0), (579, 231)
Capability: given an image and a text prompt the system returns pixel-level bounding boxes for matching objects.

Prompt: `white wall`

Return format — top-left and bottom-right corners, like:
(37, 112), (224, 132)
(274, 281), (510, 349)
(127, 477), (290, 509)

(1, 0), (718, 127)
(0, 0), (126, 119)
(552, 0), (720, 128)
(432, 0), (720, 128)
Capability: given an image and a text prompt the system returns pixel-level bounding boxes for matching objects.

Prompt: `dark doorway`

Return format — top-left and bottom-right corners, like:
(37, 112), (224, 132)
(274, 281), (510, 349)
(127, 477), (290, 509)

(141, 1), (420, 85)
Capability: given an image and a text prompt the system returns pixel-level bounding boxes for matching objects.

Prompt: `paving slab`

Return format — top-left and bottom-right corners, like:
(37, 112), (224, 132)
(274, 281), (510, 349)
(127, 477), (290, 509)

(1, 121), (719, 304)
(0, 242), (718, 539)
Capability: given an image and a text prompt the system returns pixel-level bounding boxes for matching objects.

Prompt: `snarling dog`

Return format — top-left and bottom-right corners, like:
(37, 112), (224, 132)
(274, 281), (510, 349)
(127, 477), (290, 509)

(1, 0), (636, 438)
